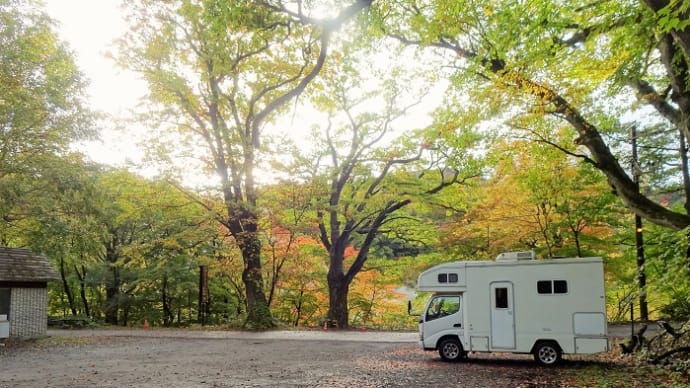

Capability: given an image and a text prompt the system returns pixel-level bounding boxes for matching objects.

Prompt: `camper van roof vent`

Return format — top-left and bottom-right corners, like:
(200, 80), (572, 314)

(495, 251), (535, 261)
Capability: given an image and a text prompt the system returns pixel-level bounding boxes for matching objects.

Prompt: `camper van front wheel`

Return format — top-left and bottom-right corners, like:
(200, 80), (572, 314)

(438, 338), (465, 362)
(533, 341), (562, 366)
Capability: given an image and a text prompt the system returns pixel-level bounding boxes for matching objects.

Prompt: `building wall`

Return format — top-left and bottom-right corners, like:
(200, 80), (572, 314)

(9, 287), (48, 338)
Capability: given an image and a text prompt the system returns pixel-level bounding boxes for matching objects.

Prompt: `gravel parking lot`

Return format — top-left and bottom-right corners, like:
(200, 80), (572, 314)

(0, 328), (678, 387)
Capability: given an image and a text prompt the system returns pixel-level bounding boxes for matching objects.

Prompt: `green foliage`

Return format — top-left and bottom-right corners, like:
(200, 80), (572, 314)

(0, 0), (94, 152)
(32, 166), (222, 327)
(656, 0), (690, 33)
(644, 225), (690, 320)
(0, 0), (95, 246)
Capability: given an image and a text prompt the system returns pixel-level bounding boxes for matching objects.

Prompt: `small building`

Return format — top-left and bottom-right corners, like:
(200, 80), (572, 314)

(0, 247), (60, 338)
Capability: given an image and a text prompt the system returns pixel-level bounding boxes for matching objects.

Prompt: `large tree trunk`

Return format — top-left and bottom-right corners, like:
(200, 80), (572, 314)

(227, 204), (273, 329)
(327, 269), (350, 328)
(240, 236), (272, 329)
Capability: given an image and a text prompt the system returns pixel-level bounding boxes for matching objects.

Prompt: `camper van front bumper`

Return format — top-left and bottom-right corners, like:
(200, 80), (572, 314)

(419, 335), (433, 350)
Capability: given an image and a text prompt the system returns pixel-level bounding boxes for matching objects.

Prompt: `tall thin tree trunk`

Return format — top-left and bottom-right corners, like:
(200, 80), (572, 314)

(293, 289), (304, 327)
(59, 256), (77, 316)
(105, 266), (120, 325)
(536, 203), (554, 257)
(571, 227), (582, 257)
(121, 299), (129, 327)
(162, 276), (173, 327)
(75, 264), (90, 318)
(677, 130), (690, 268)
(681, 130), (690, 214)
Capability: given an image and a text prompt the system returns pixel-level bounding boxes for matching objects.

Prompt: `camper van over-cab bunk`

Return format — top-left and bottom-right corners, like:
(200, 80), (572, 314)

(413, 251), (608, 365)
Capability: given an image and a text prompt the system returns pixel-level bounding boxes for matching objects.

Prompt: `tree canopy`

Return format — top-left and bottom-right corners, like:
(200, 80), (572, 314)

(378, 0), (690, 230)
(0, 0), (95, 245)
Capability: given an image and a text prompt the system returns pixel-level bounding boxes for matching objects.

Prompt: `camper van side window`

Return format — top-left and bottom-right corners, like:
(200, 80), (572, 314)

(537, 280), (569, 294)
(437, 273), (459, 283)
(537, 281), (552, 294)
(426, 295), (461, 321)
(554, 280), (568, 294)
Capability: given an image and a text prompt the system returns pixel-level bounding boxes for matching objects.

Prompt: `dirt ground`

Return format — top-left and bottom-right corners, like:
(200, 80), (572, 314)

(0, 328), (680, 387)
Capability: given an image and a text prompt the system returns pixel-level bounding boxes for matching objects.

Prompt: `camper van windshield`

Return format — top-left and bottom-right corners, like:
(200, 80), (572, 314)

(426, 295), (461, 321)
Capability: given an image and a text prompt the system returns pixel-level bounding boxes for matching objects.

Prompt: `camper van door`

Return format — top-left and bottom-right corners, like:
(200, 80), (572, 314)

(423, 295), (463, 340)
(490, 282), (515, 349)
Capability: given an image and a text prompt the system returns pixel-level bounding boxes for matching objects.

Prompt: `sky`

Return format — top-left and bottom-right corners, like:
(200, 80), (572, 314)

(43, 0), (148, 166)
(41, 1), (441, 183)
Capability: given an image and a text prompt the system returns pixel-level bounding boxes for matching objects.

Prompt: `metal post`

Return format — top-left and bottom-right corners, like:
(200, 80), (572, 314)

(631, 302), (635, 338)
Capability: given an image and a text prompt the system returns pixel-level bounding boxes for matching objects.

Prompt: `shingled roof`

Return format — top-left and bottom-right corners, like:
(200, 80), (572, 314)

(0, 247), (60, 282)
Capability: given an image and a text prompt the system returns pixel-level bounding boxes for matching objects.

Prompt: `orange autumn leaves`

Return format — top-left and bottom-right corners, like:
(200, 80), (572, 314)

(215, 224), (406, 328)
(440, 139), (618, 258)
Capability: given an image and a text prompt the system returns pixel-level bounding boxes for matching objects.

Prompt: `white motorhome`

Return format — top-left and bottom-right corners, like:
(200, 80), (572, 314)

(414, 251), (608, 365)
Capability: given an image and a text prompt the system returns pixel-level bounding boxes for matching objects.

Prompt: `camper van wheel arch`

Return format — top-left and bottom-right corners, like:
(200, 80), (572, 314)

(532, 341), (562, 366)
(438, 337), (466, 362)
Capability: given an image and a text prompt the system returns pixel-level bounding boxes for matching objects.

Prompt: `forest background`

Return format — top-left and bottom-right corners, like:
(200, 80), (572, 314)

(3, 0), (690, 330)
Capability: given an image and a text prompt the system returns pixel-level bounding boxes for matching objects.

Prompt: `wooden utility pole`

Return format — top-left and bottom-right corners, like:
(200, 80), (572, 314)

(199, 265), (209, 325)
(631, 125), (648, 321)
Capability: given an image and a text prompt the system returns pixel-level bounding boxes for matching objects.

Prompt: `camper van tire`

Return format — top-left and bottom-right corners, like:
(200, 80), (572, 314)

(533, 341), (562, 366)
(438, 337), (466, 362)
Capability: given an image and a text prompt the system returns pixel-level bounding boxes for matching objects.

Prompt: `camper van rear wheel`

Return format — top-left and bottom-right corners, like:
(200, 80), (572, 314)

(533, 341), (561, 366)
(438, 338), (465, 362)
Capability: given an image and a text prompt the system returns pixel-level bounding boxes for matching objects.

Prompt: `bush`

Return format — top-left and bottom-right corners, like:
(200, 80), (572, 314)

(47, 316), (98, 329)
